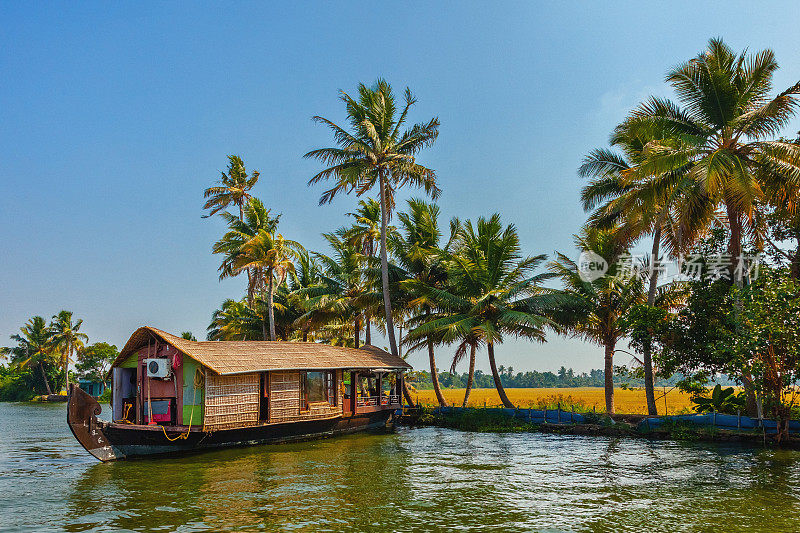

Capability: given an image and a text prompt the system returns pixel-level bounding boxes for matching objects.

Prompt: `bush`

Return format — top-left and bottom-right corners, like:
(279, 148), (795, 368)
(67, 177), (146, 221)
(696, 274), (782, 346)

(0, 368), (37, 401)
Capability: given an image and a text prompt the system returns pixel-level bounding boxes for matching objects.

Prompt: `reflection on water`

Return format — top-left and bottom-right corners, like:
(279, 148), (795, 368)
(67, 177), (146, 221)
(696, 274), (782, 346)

(2, 402), (800, 532)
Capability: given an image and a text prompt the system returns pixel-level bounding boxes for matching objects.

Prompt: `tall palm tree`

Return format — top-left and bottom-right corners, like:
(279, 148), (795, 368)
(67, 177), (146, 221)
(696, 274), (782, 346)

(204, 156), (262, 296)
(406, 215), (559, 408)
(226, 230), (302, 341)
(393, 199), (451, 407)
(305, 79), (440, 359)
(203, 155), (260, 220)
(579, 118), (702, 415)
(51, 310), (88, 392)
(625, 38), (800, 278)
(213, 198), (280, 306)
(550, 228), (683, 414)
(3, 316), (57, 395)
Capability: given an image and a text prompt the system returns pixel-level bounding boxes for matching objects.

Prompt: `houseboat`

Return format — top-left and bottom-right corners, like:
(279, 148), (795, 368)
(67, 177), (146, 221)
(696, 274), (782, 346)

(67, 326), (410, 461)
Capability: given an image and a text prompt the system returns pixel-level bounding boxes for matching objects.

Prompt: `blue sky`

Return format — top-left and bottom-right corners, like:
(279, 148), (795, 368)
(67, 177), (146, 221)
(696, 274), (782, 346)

(2, 2), (799, 373)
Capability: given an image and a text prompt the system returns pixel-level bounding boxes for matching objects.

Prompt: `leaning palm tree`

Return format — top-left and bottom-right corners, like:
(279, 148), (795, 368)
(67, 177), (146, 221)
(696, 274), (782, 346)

(624, 38), (800, 278)
(393, 198), (451, 407)
(203, 155), (260, 220)
(550, 228), (683, 414)
(51, 310), (88, 393)
(305, 79), (440, 359)
(3, 316), (58, 395)
(406, 215), (559, 408)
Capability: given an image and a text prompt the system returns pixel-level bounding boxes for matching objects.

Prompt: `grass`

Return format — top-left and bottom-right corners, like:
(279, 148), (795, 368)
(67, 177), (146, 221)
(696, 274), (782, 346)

(411, 387), (695, 415)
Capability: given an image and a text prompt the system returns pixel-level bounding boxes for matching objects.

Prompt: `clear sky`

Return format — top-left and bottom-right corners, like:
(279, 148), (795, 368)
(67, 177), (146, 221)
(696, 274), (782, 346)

(2, 2), (799, 374)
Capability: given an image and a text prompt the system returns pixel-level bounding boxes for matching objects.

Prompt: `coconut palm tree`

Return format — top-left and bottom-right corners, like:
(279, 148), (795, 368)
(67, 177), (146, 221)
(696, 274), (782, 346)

(579, 118), (703, 415)
(392, 199), (451, 407)
(624, 38), (800, 278)
(305, 79), (440, 359)
(406, 215), (559, 408)
(550, 228), (683, 414)
(287, 249), (323, 341)
(203, 155), (260, 220)
(207, 299), (266, 341)
(213, 197), (280, 306)
(50, 311), (88, 392)
(3, 316), (58, 395)
(296, 230), (373, 347)
(226, 230), (302, 341)
(343, 198), (385, 343)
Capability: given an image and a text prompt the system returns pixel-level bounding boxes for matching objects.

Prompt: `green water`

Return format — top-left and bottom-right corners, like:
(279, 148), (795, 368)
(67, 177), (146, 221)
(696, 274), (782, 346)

(1, 402), (800, 532)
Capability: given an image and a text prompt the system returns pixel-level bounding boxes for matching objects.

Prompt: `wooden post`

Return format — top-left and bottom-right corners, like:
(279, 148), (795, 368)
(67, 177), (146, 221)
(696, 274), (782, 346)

(571, 406), (574, 423)
(737, 410), (741, 430)
(544, 407), (547, 424)
(557, 403), (561, 423)
(528, 408), (532, 422)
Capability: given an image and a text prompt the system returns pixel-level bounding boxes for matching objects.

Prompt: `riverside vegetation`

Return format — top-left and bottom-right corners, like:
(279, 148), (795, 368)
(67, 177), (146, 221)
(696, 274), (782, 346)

(3, 39), (800, 444)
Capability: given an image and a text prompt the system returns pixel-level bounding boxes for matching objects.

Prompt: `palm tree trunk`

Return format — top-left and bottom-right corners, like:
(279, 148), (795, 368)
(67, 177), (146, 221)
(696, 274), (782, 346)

(303, 331), (308, 342)
(643, 224), (662, 415)
(725, 201), (743, 282)
(428, 339), (447, 407)
(488, 342), (514, 408)
(402, 378), (415, 406)
(378, 170), (399, 358)
(604, 339), (615, 415)
(725, 201), (761, 416)
(462, 344), (476, 408)
(267, 274), (276, 341)
(40, 361), (52, 395)
(354, 317), (360, 349)
(63, 345), (71, 392)
(365, 317), (371, 345)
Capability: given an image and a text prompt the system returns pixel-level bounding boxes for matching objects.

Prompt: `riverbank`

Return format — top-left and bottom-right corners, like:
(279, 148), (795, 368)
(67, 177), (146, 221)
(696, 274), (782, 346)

(400, 406), (800, 449)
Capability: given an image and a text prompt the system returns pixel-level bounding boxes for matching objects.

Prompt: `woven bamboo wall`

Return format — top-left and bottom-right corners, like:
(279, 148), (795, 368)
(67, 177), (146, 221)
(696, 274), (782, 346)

(204, 373), (259, 430)
(269, 370), (342, 423)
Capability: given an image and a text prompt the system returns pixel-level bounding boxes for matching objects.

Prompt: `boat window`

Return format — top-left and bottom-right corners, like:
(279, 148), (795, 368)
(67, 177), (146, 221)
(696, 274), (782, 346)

(302, 371), (335, 408)
(306, 371), (326, 402)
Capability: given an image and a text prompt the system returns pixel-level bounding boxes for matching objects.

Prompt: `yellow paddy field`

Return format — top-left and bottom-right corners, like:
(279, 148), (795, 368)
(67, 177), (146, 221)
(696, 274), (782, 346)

(412, 387), (694, 416)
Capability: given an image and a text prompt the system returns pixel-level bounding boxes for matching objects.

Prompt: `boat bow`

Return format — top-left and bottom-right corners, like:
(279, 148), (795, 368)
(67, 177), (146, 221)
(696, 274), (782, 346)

(67, 384), (118, 461)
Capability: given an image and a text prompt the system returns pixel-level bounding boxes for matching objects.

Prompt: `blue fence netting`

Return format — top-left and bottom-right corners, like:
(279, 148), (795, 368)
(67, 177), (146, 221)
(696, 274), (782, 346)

(430, 406), (587, 424)
(415, 406), (800, 434)
(638, 413), (800, 434)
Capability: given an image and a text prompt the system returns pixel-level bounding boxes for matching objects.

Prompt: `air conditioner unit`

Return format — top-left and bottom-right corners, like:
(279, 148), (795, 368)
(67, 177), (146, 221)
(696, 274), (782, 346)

(145, 358), (172, 379)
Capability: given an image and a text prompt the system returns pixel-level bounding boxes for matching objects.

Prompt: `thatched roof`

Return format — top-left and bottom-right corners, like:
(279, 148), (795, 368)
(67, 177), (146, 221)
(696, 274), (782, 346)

(112, 326), (412, 375)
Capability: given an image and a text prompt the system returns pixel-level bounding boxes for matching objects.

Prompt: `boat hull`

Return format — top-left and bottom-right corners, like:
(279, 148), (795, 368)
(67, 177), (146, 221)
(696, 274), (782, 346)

(67, 384), (395, 461)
